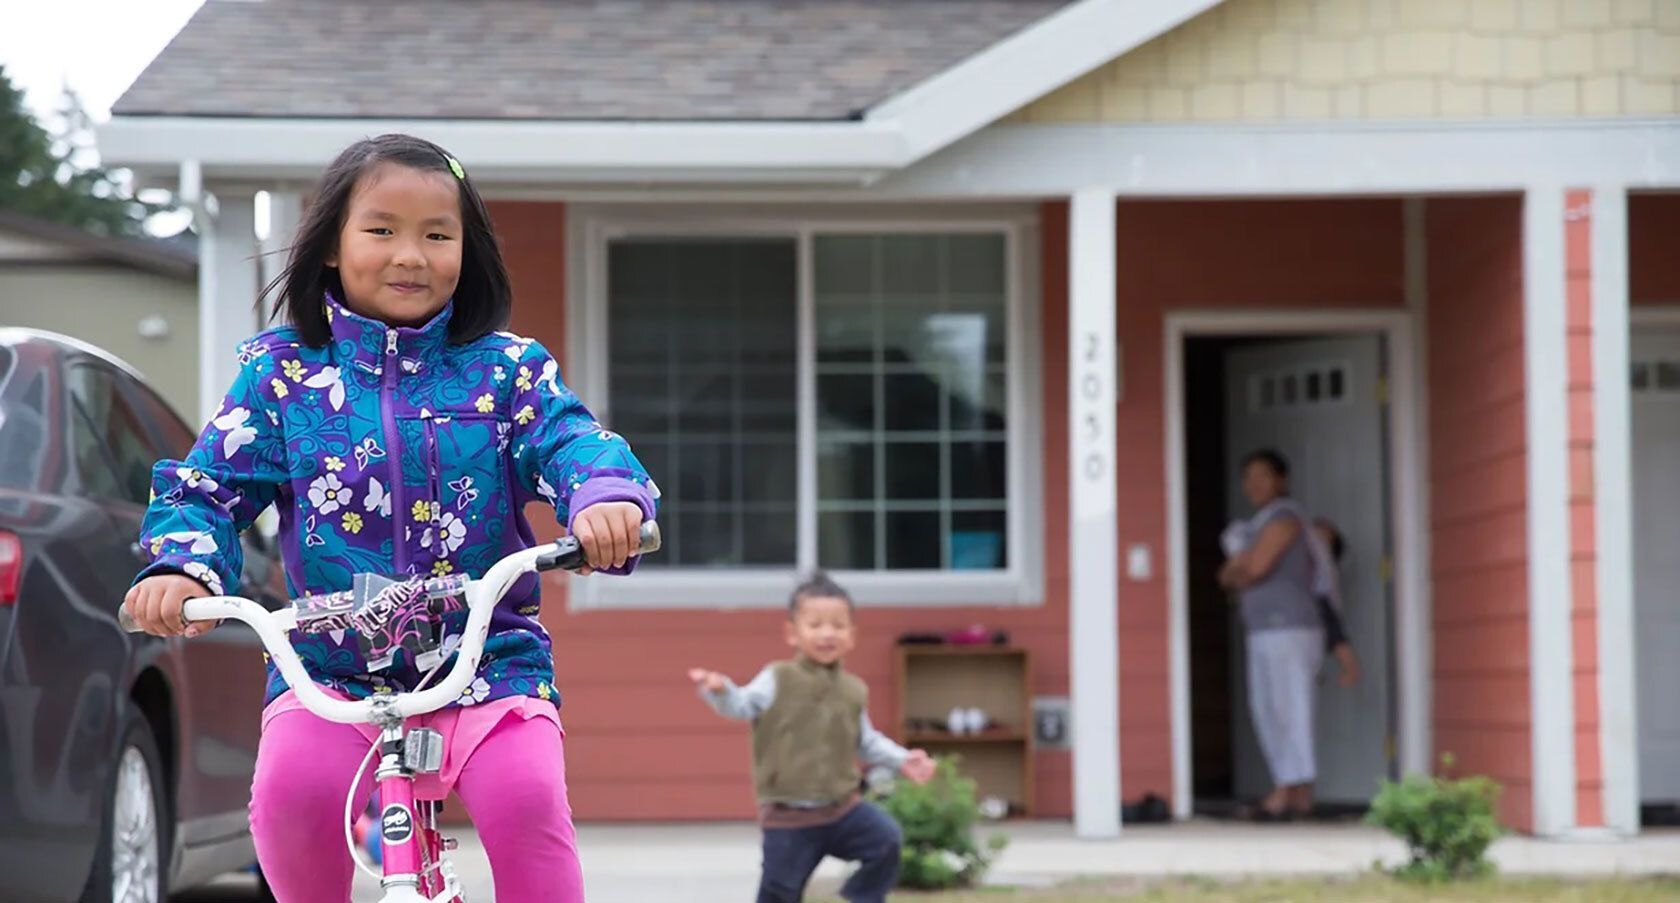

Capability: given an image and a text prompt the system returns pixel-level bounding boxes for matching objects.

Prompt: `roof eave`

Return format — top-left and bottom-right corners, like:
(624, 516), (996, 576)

(99, 116), (909, 187)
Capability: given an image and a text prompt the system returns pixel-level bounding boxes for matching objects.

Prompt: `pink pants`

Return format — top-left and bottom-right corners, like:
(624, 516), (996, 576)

(249, 692), (583, 903)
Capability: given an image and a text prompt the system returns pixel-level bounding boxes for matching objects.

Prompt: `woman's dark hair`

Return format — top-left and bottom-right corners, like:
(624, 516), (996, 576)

(262, 133), (512, 346)
(788, 571), (855, 619)
(1242, 448), (1290, 480)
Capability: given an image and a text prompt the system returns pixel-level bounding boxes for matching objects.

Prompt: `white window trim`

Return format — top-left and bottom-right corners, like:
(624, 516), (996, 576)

(565, 205), (1045, 609)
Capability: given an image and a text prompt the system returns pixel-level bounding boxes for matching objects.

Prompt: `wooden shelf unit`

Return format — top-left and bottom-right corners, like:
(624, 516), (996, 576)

(895, 644), (1032, 817)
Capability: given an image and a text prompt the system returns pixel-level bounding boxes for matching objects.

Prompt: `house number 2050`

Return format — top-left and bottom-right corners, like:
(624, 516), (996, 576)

(1081, 331), (1104, 482)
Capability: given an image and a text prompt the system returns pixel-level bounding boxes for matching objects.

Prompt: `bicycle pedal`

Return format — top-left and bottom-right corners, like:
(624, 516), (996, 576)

(403, 727), (444, 773)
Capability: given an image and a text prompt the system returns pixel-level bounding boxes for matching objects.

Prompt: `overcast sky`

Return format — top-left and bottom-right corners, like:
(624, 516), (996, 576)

(1, 0), (204, 121)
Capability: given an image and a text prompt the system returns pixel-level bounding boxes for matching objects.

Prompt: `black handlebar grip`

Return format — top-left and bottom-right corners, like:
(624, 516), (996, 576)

(536, 521), (661, 572)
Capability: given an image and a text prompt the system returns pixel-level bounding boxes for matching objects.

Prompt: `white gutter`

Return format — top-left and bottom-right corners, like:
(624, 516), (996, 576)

(99, 116), (909, 186)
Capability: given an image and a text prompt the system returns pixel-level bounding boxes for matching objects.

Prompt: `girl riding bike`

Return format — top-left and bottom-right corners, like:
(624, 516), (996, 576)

(123, 133), (657, 902)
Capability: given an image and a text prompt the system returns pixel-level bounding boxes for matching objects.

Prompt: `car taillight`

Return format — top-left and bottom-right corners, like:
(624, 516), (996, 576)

(0, 531), (19, 605)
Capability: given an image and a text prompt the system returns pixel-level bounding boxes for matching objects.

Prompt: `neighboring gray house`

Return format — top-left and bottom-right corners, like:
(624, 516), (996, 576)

(0, 210), (199, 419)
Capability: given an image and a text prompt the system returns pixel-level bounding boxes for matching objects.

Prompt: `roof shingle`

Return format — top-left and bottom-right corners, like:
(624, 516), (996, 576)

(114, 0), (1070, 122)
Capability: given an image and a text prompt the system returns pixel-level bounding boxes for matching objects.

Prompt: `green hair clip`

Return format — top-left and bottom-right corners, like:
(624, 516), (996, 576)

(446, 155), (466, 180)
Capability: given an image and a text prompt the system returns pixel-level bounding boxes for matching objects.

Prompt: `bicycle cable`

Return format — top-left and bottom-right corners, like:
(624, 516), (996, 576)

(343, 655), (449, 883)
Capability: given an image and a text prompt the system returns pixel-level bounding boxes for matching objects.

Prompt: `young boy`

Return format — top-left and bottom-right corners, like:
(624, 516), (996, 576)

(689, 572), (937, 903)
(1312, 518), (1362, 687)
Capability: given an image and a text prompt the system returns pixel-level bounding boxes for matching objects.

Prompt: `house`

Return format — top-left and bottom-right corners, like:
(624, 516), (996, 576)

(100, 0), (1680, 838)
(0, 209), (199, 418)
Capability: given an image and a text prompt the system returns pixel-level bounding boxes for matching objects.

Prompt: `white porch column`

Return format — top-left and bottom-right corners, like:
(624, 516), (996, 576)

(1590, 185), (1640, 835)
(1522, 184), (1577, 837)
(261, 191), (304, 324)
(1069, 187), (1121, 839)
(198, 192), (260, 426)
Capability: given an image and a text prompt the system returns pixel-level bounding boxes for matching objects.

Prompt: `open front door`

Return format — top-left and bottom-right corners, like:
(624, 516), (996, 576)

(1632, 325), (1680, 807)
(1224, 334), (1393, 805)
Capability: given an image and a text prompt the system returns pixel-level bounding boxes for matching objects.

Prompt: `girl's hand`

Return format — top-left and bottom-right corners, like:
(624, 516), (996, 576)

(900, 749), (937, 784)
(123, 574), (217, 638)
(571, 501), (644, 574)
(688, 668), (728, 693)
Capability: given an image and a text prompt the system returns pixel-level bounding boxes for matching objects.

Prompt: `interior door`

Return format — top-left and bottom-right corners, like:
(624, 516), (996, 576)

(1631, 324), (1680, 804)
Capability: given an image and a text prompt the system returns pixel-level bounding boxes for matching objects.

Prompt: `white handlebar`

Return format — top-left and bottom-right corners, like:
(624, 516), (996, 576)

(124, 521), (660, 725)
(176, 544), (551, 724)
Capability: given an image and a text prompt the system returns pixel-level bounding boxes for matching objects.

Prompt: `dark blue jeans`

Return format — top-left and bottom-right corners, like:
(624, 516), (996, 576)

(757, 800), (903, 903)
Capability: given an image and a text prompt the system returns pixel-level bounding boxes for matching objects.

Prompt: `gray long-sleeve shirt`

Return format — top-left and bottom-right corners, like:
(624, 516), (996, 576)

(700, 664), (911, 773)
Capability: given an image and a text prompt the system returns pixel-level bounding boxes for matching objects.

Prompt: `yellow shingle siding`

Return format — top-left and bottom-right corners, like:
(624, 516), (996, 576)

(1008, 0), (1680, 123)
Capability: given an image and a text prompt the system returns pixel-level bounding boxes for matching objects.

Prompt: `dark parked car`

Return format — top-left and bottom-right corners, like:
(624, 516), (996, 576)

(0, 329), (281, 902)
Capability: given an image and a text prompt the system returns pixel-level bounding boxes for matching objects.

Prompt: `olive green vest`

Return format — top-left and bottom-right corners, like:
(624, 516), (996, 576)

(752, 658), (867, 804)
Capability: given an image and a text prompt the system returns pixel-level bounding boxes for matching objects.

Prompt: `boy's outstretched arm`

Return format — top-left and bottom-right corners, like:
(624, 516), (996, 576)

(860, 712), (936, 784)
(689, 665), (777, 720)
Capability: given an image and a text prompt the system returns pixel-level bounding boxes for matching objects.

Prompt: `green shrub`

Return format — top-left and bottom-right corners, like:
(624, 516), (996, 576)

(873, 757), (1008, 890)
(1365, 753), (1503, 882)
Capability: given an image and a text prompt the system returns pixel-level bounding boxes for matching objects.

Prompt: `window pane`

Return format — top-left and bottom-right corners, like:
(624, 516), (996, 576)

(742, 442), (797, 506)
(818, 441), (874, 501)
(951, 510), (1008, 570)
(949, 369), (1006, 433)
(885, 510), (942, 569)
(813, 232), (1011, 572)
(608, 238), (797, 567)
(882, 372), (940, 432)
(741, 505), (798, 565)
(884, 442), (940, 501)
(951, 441), (1007, 501)
(675, 507), (739, 567)
(819, 510), (876, 570)
(817, 372), (875, 432)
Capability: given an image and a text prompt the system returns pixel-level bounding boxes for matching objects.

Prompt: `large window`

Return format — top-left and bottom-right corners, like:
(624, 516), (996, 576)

(590, 220), (1033, 606)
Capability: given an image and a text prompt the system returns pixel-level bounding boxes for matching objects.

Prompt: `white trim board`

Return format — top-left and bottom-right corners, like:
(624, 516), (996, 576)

(99, 117), (907, 186)
(880, 120), (1680, 197)
(564, 206), (1047, 610)
(1162, 309), (1428, 821)
(105, 117), (1680, 196)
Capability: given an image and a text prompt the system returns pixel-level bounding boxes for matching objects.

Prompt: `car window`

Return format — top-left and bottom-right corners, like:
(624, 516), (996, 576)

(66, 363), (157, 506)
(0, 354), (56, 492)
(121, 377), (198, 461)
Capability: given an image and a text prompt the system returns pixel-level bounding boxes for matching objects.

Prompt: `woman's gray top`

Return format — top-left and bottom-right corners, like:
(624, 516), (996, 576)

(1238, 505), (1320, 633)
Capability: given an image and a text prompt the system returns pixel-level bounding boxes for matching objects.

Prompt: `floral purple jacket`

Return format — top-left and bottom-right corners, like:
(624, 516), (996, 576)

(137, 296), (657, 707)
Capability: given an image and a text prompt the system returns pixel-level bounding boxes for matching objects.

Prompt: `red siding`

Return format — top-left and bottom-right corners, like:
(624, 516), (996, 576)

(1631, 193), (1680, 305)
(1425, 196), (1533, 832)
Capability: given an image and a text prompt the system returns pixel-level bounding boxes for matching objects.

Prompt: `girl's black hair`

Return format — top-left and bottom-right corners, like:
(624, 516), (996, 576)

(1242, 448), (1291, 480)
(262, 133), (512, 346)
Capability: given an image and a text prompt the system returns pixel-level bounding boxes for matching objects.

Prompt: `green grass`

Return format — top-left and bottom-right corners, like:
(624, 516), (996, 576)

(813, 875), (1680, 902)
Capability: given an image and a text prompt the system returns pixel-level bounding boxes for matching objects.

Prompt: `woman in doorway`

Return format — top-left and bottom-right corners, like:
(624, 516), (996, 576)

(1218, 449), (1335, 821)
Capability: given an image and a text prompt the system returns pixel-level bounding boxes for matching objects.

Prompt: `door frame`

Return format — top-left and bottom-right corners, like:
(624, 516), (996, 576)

(1163, 309), (1426, 819)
